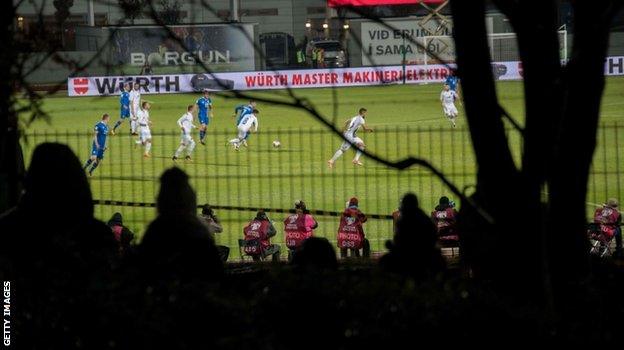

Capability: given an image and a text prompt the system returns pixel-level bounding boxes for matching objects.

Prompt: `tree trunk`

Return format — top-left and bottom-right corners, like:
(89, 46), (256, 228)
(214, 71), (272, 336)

(0, 2), (22, 212)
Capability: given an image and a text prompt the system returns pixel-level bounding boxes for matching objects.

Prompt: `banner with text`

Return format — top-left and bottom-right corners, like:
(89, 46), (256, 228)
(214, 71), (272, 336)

(105, 24), (256, 72)
(67, 64), (453, 96)
(67, 57), (624, 97)
(360, 19), (455, 66)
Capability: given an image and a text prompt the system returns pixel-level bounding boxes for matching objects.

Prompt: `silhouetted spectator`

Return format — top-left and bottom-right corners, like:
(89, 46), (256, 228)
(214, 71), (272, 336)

(284, 200), (318, 261)
(199, 204), (229, 262)
(107, 212), (135, 255)
(0, 143), (118, 348)
(291, 237), (338, 271)
(380, 193), (446, 279)
(243, 210), (280, 262)
(337, 197), (370, 258)
(139, 168), (222, 282)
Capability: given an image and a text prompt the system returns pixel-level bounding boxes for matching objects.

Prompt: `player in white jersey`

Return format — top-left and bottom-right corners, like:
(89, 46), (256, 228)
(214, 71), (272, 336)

(129, 82), (142, 135)
(228, 109), (259, 150)
(136, 101), (153, 158)
(440, 84), (459, 128)
(327, 108), (373, 168)
(172, 104), (197, 161)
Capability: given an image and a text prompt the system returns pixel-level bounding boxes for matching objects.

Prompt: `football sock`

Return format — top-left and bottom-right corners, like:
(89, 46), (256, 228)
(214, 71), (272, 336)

(174, 145), (184, 158)
(330, 150), (343, 162)
(354, 150), (362, 161)
(84, 159), (93, 169)
(187, 140), (196, 154)
(113, 120), (122, 131)
(89, 161), (99, 174)
(145, 142), (152, 153)
(199, 130), (206, 141)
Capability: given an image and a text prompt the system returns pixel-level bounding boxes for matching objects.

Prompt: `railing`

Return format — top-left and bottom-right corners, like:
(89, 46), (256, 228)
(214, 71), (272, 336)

(19, 122), (624, 259)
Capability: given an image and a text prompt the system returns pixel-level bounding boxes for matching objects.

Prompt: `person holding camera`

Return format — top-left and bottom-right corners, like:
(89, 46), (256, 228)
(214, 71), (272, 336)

(199, 204), (229, 262)
(242, 210), (281, 262)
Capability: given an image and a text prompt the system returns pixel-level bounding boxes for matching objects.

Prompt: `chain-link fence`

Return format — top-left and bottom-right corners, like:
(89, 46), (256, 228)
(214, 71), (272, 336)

(20, 122), (624, 260)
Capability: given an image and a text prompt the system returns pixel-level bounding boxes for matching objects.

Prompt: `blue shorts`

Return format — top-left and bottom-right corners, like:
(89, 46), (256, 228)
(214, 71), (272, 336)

(91, 146), (105, 159)
(120, 109), (130, 119)
(198, 114), (209, 125)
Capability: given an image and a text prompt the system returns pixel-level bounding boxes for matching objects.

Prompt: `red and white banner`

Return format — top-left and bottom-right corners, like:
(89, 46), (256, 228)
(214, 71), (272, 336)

(67, 64), (453, 96)
(67, 57), (624, 97)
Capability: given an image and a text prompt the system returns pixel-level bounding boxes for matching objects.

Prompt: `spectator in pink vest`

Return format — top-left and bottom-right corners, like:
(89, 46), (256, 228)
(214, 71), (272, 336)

(284, 200), (318, 261)
(593, 198), (622, 256)
(337, 197), (370, 258)
(107, 212), (135, 256)
(243, 210), (280, 262)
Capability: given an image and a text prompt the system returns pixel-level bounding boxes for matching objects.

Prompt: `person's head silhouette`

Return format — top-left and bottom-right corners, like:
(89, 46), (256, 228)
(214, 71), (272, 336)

(157, 167), (197, 217)
(22, 143), (93, 219)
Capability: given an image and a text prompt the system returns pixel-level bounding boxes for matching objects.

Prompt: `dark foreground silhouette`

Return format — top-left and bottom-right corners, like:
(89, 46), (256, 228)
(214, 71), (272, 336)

(2, 149), (624, 348)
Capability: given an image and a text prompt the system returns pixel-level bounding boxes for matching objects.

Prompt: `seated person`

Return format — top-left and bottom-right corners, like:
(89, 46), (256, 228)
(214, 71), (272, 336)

(337, 197), (370, 258)
(107, 212), (135, 256)
(284, 200), (318, 261)
(243, 210), (280, 262)
(199, 204), (230, 262)
(593, 198), (622, 255)
(431, 196), (459, 245)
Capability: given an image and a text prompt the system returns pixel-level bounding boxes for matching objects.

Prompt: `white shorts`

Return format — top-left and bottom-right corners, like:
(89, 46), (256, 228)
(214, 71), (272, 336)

(443, 103), (458, 117)
(140, 126), (151, 142)
(237, 126), (251, 140)
(340, 134), (364, 152)
(180, 133), (193, 145)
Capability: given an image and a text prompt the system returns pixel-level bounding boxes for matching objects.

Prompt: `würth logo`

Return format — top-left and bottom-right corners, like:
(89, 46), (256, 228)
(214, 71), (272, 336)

(73, 78), (89, 95)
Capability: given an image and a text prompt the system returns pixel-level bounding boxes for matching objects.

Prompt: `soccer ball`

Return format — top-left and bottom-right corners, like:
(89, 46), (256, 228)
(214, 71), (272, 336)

(272, 140), (281, 148)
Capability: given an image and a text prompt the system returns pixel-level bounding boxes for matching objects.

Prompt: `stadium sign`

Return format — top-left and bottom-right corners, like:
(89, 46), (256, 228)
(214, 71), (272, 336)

(360, 19), (454, 66)
(130, 50), (231, 66)
(67, 64), (453, 96)
(67, 56), (624, 96)
(106, 24), (256, 71)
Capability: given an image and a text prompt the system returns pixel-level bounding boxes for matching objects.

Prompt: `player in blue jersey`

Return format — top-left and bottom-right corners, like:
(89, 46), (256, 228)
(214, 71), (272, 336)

(445, 69), (461, 97)
(196, 89), (213, 145)
(232, 100), (256, 147)
(83, 114), (110, 176)
(111, 82), (132, 135)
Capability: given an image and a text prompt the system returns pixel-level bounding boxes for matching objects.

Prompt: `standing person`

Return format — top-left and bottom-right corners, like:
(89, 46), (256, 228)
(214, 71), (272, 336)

(83, 113), (110, 176)
(140, 62), (153, 75)
(337, 197), (370, 258)
(129, 82), (142, 136)
(172, 104), (197, 162)
(232, 100), (256, 147)
(593, 198), (622, 257)
(317, 48), (325, 68)
(196, 89), (213, 145)
(242, 210), (281, 262)
(284, 200), (318, 260)
(136, 101), (153, 158)
(327, 108), (374, 168)
(445, 68), (461, 97)
(440, 84), (459, 128)
(228, 109), (258, 150)
(111, 83), (131, 135)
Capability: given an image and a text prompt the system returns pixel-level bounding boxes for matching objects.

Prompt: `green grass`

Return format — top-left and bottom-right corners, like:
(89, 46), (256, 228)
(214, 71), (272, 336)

(18, 77), (624, 259)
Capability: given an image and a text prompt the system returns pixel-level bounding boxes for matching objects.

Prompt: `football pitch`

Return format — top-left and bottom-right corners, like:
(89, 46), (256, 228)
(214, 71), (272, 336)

(18, 77), (624, 258)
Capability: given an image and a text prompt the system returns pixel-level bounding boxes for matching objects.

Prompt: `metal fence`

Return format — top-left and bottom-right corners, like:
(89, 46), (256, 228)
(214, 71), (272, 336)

(19, 123), (624, 260)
